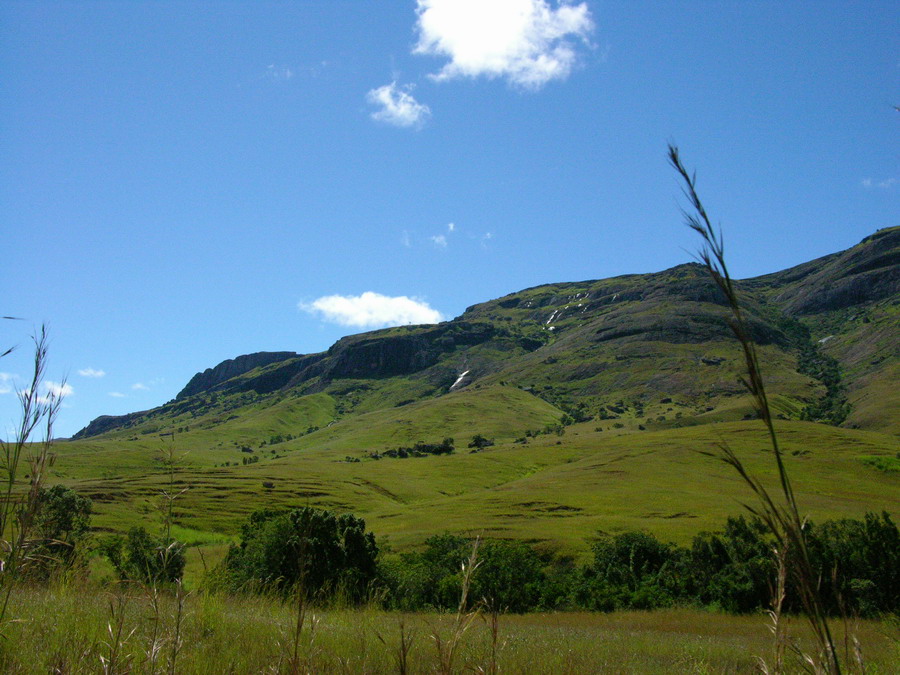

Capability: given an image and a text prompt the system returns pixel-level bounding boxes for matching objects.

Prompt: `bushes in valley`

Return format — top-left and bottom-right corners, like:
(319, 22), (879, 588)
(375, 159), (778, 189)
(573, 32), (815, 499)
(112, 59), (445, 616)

(99, 527), (186, 584)
(196, 506), (900, 616)
(32, 485), (93, 571)
(8, 485), (94, 580)
(807, 511), (900, 616)
(467, 434), (494, 450)
(377, 512), (899, 616)
(787, 324), (851, 425)
(370, 437), (455, 460)
(379, 534), (547, 612)
(578, 531), (686, 611)
(215, 506), (378, 603)
(12, 498), (899, 619)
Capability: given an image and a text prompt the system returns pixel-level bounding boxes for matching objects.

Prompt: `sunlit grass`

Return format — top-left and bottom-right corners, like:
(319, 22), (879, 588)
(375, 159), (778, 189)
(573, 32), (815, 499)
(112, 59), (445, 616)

(3, 584), (897, 673)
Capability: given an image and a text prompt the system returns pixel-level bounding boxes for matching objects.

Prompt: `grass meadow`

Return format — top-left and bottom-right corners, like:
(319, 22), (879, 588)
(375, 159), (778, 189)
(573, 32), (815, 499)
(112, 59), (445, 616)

(52, 417), (899, 565)
(3, 582), (898, 674)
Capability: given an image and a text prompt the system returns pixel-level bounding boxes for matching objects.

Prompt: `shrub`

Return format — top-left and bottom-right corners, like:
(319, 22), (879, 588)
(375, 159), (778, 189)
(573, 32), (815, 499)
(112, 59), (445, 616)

(100, 527), (186, 584)
(579, 531), (683, 611)
(688, 516), (772, 613)
(471, 540), (544, 612)
(467, 434), (495, 450)
(807, 511), (900, 616)
(220, 506), (378, 602)
(33, 485), (92, 569)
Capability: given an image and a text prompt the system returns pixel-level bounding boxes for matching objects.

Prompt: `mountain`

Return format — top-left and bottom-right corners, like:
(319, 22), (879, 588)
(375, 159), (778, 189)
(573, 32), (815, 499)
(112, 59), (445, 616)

(58, 228), (899, 560)
(74, 226), (899, 441)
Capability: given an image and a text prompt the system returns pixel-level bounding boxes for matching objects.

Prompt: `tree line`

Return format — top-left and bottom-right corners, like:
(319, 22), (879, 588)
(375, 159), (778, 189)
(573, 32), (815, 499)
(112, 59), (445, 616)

(20, 487), (899, 618)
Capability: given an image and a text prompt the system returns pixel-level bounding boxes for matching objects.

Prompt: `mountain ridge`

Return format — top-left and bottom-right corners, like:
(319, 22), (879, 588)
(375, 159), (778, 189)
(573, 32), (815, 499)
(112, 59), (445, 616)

(73, 227), (899, 440)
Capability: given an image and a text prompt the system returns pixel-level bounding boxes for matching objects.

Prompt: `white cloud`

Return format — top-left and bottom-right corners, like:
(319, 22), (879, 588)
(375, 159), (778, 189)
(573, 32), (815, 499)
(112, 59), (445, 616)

(23, 380), (73, 404)
(0, 372), (13, 395)
(45, 381), (73, 398)
(448, 222), (456, 232)
(132, 382), (150, 391)
(430, 234), (448, 247)
(367, 82), (431, 128)
(78, 368), (106, 378)
(414, 0), (593, 90)
(300, 292), (444, 328)
(862, 177), (897, 189)
(401, 230), (412, 248)
(109, 391), (126, 398)
(264, 64), (294, 82)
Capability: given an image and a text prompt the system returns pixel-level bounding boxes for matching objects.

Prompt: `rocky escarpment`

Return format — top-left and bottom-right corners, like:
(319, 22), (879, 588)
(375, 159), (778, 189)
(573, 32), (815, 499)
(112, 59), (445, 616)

(182, 323), (504, 397)
(71, 228), (899, 439)
(748, 226), (900, 315)
(71, 410), (150, 439)
(176, 351), (299, 399)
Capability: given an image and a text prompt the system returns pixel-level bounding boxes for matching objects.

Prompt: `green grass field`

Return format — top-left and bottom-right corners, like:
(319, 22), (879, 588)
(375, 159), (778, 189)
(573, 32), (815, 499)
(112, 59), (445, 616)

(3, 584), (898, 674)
(46, 383), (899, 577)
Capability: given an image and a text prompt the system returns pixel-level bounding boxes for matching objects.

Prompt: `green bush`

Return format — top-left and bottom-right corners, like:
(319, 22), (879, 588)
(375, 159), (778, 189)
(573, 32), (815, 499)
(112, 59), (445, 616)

(100, 526), (186, 584)
(220, 506), (378, 602)
(578, 531), (683, 611)
(471, 540), (544, 612)
(688, 516), (772, 613)
(33, 485), (92, 569)
(807, 511), (900, 616)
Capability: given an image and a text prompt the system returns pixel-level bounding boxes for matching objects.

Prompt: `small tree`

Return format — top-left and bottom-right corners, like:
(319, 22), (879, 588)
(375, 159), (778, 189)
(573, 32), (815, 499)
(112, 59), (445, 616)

(222, 506), (378, 602)
(32, 484), (92, 571)
(467, 435), (495, 450)
(100, 526), (186, 584)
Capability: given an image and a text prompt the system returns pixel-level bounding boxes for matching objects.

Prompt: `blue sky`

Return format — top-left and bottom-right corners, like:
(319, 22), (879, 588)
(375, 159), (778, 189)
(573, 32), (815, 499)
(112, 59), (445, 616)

(2, 1), (897, 438)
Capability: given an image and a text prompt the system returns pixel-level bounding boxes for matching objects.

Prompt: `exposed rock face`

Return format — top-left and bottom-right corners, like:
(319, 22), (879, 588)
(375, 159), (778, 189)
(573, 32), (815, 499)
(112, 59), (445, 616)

(319, 322), (499, 380)
(750, 227), (900, 315)
(72, 227), (899, 439)
(71, 411), (149, 439)
(176, 351), (298, 400)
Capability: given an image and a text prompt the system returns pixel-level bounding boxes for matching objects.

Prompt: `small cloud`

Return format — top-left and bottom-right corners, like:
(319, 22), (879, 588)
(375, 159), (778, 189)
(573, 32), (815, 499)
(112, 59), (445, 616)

(45, 381), (73, 398)
(447, 222), (456, 232)
(300, 292), (444, 328)
(367, 81), (431, 128)
(24, 380), (73, 404)
(132, 382), (150, 391)
(401, 230), (412, 248)
(862, 177), (897, 189)
(414, 0), (594, 90)
(78, 368), (106, 378)
(309, 60), (329, 77)
(0, 372), (13, 395)
(109, 391), (126, 398)
(430, 234), (448, 248)
(264, 64), (294, 82)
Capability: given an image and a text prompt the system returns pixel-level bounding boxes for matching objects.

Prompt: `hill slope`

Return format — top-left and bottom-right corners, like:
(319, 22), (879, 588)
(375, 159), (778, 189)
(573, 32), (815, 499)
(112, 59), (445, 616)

(57, 228), (899, 562)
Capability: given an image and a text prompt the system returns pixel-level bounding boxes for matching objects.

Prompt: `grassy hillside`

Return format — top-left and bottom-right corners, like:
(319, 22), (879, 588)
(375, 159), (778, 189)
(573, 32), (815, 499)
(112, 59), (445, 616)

(54, 409), (899, 570)
(47, 228), (898, 575)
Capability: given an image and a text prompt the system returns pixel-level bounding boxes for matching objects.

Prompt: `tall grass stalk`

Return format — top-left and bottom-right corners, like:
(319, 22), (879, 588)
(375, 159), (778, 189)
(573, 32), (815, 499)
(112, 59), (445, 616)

(0, 325), (64, 634)
(167, 579), (187, 675)
(431, 537), (482, 675)
(157, 440), (188, 546)
(668, 144), (843, 674)
(376, 615), (415, 675)
(100, 590), (136, 675)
